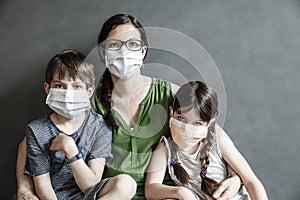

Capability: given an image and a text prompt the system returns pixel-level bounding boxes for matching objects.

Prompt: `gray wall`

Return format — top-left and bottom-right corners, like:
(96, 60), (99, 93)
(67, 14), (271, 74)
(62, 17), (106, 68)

(1, 0), (300, 199)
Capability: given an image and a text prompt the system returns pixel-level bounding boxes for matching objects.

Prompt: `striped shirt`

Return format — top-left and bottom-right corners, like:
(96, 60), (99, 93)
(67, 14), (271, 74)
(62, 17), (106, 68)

(25, 111), (112, 199)
(162, 125), (249, 200)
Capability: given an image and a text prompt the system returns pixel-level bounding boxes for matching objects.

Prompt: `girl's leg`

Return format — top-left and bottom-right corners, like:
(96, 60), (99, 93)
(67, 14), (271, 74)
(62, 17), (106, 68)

(97, 174), (137, 200)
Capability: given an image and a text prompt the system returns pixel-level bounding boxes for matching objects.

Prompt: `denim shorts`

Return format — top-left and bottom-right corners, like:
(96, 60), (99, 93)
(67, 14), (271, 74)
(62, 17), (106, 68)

(82, 178), (111, 200)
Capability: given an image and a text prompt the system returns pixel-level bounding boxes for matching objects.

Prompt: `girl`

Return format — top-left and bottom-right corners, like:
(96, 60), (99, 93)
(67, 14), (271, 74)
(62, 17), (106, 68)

(145, 81), (268, 200)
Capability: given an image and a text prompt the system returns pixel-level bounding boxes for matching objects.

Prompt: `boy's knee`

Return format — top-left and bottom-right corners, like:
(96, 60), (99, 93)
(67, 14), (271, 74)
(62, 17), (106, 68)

(112, 174), (137, 196)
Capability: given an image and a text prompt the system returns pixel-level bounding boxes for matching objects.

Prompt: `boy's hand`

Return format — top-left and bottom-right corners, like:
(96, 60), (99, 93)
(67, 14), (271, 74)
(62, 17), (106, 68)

(50, 133), (78, 159)
(17, 191), (39, 200)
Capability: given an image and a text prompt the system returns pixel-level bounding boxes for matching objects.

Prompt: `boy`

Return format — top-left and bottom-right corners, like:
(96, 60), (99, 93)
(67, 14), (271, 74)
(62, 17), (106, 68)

(24, 49), (135, 199)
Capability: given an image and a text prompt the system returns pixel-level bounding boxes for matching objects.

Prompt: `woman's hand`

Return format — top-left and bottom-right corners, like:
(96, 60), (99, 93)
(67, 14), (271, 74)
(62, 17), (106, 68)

(212, 174), (241, 200)
(176, 186), (198, 200)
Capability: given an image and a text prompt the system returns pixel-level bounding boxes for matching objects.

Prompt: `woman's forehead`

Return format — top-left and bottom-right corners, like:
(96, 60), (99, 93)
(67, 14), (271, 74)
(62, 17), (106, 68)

(107, 24), (141, 41)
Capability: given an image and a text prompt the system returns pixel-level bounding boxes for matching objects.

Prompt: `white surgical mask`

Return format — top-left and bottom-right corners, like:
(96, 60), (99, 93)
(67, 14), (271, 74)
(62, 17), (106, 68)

(170, 117), (215, 150)
(105, 49), (143, 80)
(46, 88), (90, 119)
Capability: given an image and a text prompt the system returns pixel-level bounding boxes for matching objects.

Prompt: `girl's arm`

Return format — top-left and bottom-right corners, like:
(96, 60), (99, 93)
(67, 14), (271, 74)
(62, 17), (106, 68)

(218, 127), (269, 200)
(50, 133), (105, 193)
(145, 142), (197, 200)
(16, 137), (39, 200)
(33, 173), (57, 200)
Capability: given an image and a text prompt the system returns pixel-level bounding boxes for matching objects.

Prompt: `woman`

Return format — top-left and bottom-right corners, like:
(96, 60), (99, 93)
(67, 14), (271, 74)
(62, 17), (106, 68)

(16, 14), (242, 200)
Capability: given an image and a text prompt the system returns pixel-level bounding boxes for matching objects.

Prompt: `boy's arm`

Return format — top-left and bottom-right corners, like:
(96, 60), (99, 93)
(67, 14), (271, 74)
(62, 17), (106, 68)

(218, 127), (269, 200)
(33, 173), (57, 200)
(145, 142), (197, 200)
(50, 133), (105, 193)
(16, 137), (39, 200)
(71, 158), (105, 193)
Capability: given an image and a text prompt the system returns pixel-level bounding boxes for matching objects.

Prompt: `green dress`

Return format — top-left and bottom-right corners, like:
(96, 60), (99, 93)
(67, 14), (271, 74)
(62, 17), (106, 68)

(92, 78), (174, 199)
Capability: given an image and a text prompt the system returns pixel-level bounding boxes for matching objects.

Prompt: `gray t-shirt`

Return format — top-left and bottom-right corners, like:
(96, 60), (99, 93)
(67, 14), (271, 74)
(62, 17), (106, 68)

(25, 111), (112, 200)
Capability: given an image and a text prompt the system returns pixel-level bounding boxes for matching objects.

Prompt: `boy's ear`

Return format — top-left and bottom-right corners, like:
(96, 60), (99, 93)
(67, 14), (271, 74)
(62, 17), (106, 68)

(98, 46), (105, 62)
(87, 85), (95, 98)
(44, 82), (50, 94)
(169, 106), (173, 118)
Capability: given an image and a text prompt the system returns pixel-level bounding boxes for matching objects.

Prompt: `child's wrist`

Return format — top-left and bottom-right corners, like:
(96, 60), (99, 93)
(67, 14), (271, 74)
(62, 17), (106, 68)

(64, 143), (79, 159)
(66, 147), (84, 164)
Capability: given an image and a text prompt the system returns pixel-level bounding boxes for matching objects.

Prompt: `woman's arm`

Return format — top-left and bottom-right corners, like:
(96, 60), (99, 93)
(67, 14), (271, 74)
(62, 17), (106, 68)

(16, 137), (39, 200)
(170, 83), (179, 96)
(218, 127), (269, 200)
(50, 133), (105, 193)
(33, 173), (57, 200)
(145, 142), (197, 200)
(210, 126), (243, 200)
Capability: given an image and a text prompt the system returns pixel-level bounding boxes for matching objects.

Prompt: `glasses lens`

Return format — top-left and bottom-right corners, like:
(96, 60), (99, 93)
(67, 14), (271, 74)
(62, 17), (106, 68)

(126, 39), (143, 51)
(106, 40), (122, 50)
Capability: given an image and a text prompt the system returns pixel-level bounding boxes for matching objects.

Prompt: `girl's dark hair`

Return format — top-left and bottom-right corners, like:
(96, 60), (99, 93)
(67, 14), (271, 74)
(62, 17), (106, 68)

(97, 14), (148, 128)
(45, 49), (95, 88)
(171, 81), (220, 196)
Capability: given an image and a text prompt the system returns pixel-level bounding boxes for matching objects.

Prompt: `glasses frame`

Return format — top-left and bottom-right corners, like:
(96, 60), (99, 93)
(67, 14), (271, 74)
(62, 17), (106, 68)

(103, 39), (145, 51)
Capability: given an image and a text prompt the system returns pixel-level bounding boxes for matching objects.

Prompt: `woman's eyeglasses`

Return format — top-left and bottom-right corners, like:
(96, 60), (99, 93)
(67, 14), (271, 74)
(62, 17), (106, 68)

(104, 39), (144, 51)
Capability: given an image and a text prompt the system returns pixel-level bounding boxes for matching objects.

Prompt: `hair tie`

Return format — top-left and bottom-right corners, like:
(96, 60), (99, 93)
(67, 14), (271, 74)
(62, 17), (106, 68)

(171, 158), (179, 165)
(200, 168), (207, 178)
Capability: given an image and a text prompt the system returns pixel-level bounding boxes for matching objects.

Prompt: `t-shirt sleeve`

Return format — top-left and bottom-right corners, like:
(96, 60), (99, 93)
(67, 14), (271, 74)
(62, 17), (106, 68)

(25, 126), (50, 176)
(88, 118), (113, 160)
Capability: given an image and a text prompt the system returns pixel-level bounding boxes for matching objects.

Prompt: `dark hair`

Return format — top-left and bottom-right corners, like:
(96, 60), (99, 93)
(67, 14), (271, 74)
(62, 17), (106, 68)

(98, 14), (148, 128)
(97, 13), (148, 48)
(45, 49), (95, 88)
(171, 81), (220, 196)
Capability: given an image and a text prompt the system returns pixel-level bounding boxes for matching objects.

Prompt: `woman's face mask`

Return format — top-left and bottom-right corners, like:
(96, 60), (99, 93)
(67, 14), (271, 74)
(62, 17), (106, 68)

(105, 49), (143, 80)
(45, 88), (90, 119)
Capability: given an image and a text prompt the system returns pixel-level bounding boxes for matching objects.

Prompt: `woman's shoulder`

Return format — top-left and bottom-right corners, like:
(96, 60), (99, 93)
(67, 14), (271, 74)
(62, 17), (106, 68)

(150, 77), (178, 96)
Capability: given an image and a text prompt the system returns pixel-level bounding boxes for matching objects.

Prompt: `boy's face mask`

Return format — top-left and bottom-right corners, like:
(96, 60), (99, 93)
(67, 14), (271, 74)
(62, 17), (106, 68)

(170, 117), (214, 150)
(105, 49), (143, 80)
(45, 88), (90, 119)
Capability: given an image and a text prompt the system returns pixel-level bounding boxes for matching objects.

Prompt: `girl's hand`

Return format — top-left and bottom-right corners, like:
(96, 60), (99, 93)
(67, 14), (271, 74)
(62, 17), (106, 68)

(212, 174), (241, 200)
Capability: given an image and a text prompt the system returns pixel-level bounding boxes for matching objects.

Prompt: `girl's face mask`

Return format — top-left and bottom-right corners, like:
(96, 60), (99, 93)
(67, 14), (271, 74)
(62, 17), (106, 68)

(45, 88), (90, 119)
(170, 117), (214, 150)
(105, 49), (143, 80)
